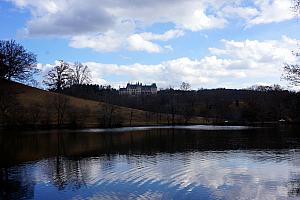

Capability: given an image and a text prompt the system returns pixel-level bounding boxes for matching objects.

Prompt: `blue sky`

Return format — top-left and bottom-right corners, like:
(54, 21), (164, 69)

(1, 0), (300, 89)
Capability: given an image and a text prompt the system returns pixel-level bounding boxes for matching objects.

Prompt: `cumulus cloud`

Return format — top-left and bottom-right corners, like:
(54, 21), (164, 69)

(10, 0), (225, 36)
(10, 0), (295, 35)
(69, 29), (182, 53)
(38, 36), (299, 89)
(14, 0), (114, 36)
(139, 29), (185, 42)
(127, 34), (162, 53)
(84, 56), (246, 88)
(8, 0), (296, 52)
(248, 0), (294, 25)
(212, 37), (297, 58)
(69, 32), (125, 52)
(206, 36), (299, 88)
(222, 6), (259, 20)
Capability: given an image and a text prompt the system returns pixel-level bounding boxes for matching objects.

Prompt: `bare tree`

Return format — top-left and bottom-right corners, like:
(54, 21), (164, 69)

(52, 94), (70, 126)
(0, 90), (16, 126)
(98, 104), (123, 127)
(0, 90), (23, 127)
(283, 64), (300, 86)
(44, 60), (73, 91)
(102, 104), (115, 127)
(41, 100), (52, 127)
(180, 82), (191, 91)
(182, 104), (194, 124)
(0, 52), (7, 78)
(283, 1), (300, 86)
(129, 109), (133, 126)
(168, 96), (177, 125)
(0, 40), (38, 82)
(71, 62), (91, 85)
(28, 103), (42, 126)
(293, 0), (300, 13)
(67, 105), (90, 127)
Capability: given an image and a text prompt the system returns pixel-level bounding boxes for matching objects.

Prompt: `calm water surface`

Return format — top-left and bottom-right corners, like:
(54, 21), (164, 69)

(0, 125), (300, 200)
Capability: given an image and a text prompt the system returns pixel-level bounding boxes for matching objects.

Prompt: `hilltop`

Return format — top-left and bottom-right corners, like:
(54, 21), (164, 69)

(0, 79), (207, 129)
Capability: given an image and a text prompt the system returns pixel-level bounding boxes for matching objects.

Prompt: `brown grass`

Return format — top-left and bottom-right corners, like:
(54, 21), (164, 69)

(0, 79), (208, 127)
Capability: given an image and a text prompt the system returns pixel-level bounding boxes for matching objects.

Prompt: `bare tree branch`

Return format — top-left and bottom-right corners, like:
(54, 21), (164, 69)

(283, 63), (300, 86)
(281, 1), (300, 86)
(44, 60), (73, 91)
(0, 40), (38, 83)
(71, 62), (91, 85)
(180, 82), (191, 91)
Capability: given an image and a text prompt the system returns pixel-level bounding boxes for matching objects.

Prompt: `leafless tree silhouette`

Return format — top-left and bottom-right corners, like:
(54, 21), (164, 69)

(44, 60), (73, 91)
(0, 40), (37, 82)
(283, 0), (300, 85)
(70, 62), (91, 85)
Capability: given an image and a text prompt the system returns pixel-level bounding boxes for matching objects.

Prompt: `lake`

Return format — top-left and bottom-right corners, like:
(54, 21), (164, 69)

(0, 125), (300, 200)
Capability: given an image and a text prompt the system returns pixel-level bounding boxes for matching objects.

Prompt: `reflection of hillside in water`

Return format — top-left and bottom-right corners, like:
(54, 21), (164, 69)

(1, 127), (300, 166)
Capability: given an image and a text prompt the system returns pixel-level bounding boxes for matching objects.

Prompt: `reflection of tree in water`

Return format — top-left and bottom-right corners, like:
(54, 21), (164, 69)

(2, 128), (300, 166)
(1, 127), (300, 199)
(51, 157), (87, 190)
(50, 132), (88, 190)
(288, 151), (300, 198)
(0, 167), (34, 200)
(288, 173), (300, 197)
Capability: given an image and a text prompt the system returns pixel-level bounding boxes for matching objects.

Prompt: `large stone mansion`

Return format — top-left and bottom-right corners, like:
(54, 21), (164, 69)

(119, 82), (157, 95)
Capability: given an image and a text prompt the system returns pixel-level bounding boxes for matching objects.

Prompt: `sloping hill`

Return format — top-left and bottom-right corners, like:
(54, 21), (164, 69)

(0, 79), (207, 128)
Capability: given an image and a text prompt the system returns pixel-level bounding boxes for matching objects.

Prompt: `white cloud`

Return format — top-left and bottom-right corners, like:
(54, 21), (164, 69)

(222, 6), (259, 20)
(70, 32), (125, 52)
(8, 0), (297, 53)
(8, 0), (220, 52)
(209, 36), (298, 69)
(139, 29), (184, 41)
(9, 0), (225, 36)
(175, 8), (227, 31)
(248, 0), (294, 25)
(69, 29), (181, 53)
(10, 0), (60, 14)
(86, 56), (248, 88)
(207, 36), (300, 88)
(38, 36), (299, 89)
(164, 45), (174, 52)
(127, 34), (162, 53)
(18, 1), (114, 36)
(9, 0), (295, 36)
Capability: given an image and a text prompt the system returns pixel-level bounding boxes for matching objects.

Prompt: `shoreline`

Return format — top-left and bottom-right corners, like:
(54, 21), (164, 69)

(0, 121), (297, 132)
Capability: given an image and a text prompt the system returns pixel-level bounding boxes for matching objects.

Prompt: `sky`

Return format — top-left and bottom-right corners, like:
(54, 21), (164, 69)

(1, 0), (300, 89)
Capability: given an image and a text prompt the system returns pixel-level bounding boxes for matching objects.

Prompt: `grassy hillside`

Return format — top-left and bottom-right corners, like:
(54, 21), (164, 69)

(0, 79), (208, 128)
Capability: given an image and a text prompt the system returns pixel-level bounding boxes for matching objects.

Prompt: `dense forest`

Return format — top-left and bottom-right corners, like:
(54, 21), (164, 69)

(62, 84), (300, 124)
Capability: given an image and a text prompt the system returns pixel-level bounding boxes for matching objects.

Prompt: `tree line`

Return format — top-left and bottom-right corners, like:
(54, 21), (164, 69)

(61, 83), (300, 124)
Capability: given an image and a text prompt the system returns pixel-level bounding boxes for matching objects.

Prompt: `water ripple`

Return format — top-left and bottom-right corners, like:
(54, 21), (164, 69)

(2, 127), (300, 200)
